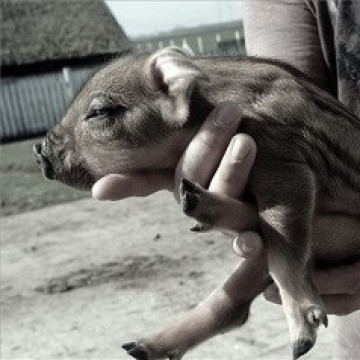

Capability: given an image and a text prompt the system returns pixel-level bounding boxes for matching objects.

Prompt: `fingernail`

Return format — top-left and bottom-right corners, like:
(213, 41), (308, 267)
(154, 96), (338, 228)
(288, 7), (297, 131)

(234, 235), (254, 256)
(213, 103), (240, 127)
(241, 240), (253, 254)
(234, 234), (259, 258)
(230, 136), (251, 163)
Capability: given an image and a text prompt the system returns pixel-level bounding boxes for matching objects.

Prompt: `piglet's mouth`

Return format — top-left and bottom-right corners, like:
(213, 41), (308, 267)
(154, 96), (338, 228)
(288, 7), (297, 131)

(33, 143), (55, 180)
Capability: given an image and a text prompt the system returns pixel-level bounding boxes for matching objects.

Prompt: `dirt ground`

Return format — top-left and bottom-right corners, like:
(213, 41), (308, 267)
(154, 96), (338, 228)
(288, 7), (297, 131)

(2, 192), (334, 359)
(0, 139), (87, 217)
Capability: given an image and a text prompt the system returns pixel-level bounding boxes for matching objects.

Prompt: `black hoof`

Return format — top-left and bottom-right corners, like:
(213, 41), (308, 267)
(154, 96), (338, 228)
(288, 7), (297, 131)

(122, 342), (149, 360)
(122, 342), (137, 351)
(190, 222), (209, 232)
(180, 178), (198, 195)
(180, 178), (200, 214)
(293, 338), (314, 359)
(168, 349), (181, 360)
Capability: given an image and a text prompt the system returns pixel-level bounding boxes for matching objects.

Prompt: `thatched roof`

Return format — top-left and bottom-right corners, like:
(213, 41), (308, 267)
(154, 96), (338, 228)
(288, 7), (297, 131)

(1, 0), (132, 69)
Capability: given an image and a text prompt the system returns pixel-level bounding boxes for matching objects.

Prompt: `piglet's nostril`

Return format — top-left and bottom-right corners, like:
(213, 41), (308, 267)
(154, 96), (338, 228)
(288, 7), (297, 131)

(33, 142), (54, 180)
(33, 143), (42, 156)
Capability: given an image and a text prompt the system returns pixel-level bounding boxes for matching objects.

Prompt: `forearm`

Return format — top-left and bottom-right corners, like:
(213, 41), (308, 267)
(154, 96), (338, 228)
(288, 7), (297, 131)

(243, 0), (334, 93)
(313, 215), (360, 264)
(265, 215), (360, 315)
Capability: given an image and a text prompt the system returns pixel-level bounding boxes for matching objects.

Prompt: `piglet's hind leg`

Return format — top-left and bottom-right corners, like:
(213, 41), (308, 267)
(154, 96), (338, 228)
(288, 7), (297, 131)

(123, 256), (270, 360)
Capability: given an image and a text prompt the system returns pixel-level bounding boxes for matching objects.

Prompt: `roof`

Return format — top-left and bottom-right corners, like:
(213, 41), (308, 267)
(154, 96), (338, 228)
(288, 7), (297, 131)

(1, 0), (132, 68)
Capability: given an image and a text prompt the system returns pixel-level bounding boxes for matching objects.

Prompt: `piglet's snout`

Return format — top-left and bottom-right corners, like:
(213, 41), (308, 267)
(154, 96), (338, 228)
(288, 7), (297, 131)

(33, 140), (55, 180)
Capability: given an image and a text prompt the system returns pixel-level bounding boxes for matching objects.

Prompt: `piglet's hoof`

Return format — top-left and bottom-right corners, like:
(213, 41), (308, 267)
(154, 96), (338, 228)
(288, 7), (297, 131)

(292, 338), (314, 360)
(122, 342), (149, 360)
(306, 306), (328, 328)
(179, 178), (201, 214)
(190, 222), (209, 232)
(122, 341), (182, 360)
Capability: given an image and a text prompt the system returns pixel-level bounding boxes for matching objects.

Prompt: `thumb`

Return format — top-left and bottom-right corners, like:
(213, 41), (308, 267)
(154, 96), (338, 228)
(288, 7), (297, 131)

(92, 171), (173, 200)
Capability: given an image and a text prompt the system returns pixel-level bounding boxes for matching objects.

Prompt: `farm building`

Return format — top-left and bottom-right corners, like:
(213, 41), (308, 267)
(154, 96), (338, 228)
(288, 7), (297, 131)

(0, 0), (132, 143)
(133, 20), (245, 56)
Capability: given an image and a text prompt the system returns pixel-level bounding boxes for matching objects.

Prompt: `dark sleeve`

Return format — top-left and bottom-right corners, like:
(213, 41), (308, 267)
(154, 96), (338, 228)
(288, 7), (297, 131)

(242, 0), (334, 93)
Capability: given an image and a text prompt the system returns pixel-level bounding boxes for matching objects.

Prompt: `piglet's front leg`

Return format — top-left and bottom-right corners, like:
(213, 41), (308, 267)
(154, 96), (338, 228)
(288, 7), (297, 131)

(180, 178), (259, 235)
(123, 255), (270, 360)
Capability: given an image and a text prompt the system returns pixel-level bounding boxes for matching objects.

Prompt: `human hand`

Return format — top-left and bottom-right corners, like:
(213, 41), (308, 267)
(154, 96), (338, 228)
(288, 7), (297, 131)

(92, 102), (257, 210)
(264, 259), (360, 316)
(92, 169), (174, 200)
(174, 101), (256, 199)
(236, 215), (360, 316)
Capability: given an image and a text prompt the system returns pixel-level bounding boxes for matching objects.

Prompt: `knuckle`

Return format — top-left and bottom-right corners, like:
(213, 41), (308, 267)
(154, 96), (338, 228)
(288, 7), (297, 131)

(197, 130), (228, 152)
(219, 171), (243, 187)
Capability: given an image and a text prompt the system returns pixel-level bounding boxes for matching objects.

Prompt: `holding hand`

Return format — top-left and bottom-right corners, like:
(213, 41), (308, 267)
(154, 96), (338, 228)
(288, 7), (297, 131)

(263, 253), (360, 316)
(92, 102), (360, 317)
(92, 101), (257, 207)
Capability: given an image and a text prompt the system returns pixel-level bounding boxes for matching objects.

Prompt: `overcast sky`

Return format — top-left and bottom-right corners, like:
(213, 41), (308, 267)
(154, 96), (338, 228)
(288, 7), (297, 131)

(105, 1), (243, 39)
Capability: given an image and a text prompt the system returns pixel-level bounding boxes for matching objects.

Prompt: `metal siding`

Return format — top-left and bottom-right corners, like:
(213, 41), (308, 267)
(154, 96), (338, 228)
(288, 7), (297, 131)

(0, 66), (97, 142)
(0, 86), (12, 138)
(134, 23), (244, 56)
(39, 76), (54, 130)
(34, 78), (48, 130)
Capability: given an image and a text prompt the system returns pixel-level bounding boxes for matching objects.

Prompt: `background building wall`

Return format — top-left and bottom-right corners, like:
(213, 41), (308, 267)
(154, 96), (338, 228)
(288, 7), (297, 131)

(1, 66), (98, 142)
(1, 0), (131, 143)
(134, 21), (245, 55)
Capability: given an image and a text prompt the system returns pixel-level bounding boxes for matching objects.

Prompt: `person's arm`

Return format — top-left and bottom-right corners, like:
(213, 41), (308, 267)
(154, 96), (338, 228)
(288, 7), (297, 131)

(263, 258), (360, 315)
(243, 0), (334, 93)
(242, 0), (360, 315)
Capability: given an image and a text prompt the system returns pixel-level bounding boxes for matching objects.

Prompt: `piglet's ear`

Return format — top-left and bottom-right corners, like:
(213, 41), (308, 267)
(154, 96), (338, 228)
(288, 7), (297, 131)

(145, 47), (207, 125)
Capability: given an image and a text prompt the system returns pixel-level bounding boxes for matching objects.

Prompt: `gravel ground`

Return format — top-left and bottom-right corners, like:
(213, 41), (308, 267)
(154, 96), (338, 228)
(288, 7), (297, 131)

(1, 192), (334, 359)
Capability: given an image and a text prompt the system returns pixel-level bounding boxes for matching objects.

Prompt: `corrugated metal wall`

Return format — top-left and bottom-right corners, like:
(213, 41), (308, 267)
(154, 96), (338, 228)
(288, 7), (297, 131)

(134, 25), (245, 56)
(0, 66), (98, 143)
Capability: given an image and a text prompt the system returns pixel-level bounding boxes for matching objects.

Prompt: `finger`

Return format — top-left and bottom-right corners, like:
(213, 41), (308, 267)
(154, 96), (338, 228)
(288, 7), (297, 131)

(175, 102), (242, 195)
(321, 294), (360, 316)
(313, 260), (360, 295)
(232, 231), (264, 259)
(92, 171), (173, 200)
(263, 284), (281, 304)
(209, 134), (257, 197)
(264, 283), (360, 315)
